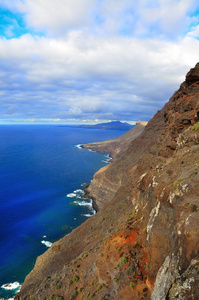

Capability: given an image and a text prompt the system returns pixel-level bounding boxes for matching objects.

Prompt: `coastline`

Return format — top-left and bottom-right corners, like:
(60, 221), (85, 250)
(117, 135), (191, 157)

(77, 143), (113, 213)
(81, 188), (99, 213)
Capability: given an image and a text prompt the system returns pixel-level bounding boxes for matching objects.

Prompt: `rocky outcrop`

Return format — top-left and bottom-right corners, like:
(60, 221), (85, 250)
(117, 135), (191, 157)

(15, 64), (199, 300)
(168, 258), (199, 299)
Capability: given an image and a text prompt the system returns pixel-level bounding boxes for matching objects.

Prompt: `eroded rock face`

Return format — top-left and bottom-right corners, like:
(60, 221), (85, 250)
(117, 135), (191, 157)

(15, 64), (199, 300)
(151, 254), (179, 300)
(168, 258), (199, 300)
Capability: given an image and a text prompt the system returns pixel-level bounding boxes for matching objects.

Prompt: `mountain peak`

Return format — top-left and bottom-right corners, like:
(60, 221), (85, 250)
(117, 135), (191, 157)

(185, 61), (199, 85)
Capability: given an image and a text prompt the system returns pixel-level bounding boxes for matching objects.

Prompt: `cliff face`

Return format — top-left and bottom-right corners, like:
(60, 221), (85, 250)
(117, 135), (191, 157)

(15, 64), (199, 300)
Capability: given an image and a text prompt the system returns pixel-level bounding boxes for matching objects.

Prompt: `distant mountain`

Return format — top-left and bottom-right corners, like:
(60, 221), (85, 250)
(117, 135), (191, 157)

(79, 121), (134, 131)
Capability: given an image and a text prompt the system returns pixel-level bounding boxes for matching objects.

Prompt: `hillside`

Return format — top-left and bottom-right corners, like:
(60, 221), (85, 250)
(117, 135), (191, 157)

(15, 64), (199, 300)
(81, 120), (147, 159)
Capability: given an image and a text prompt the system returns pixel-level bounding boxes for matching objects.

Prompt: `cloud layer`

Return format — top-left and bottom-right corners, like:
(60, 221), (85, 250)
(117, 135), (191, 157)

(0, 0), (199, 123)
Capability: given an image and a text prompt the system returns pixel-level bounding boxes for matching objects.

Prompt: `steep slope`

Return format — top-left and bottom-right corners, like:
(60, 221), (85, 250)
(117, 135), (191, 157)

(84, 113), (164, 210)
(15, 64), (199, 300)
(81, 121), (147, 159)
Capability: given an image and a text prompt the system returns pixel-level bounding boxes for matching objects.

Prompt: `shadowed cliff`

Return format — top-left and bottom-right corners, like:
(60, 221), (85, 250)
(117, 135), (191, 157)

(15, 64), (199, 300)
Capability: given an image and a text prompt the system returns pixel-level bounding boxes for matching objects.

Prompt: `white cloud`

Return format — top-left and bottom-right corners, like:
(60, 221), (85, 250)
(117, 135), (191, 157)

(0, 0), (199, 122)
(0, 0), (198, 39)
(0, 31), (198, 121)
(0, 0), (94, 36)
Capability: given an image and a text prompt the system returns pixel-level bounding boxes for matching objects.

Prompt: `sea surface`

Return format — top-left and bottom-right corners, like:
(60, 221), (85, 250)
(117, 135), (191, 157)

(0, 125), (122, 299)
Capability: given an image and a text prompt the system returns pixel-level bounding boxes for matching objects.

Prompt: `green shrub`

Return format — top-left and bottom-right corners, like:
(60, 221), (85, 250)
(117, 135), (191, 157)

(91, 277), (97, 286)
(89, 294), (94, 299)
(130, 282), (136, 290)
(97, 284), (103, 292)
(55, 284), (61, 290)
(121, 256), (127, 263)
(82, 253), (88, 259)
(173, 181), (178, 189)
(132, 210), (137, 216)
(191, 123), (199, 131)
(173, 177), (184, 189)
(72, 276), (79, 283)
(56, 297), (63, 300)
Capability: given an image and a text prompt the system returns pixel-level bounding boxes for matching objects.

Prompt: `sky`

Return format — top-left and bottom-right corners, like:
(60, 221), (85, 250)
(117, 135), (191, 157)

(0, 0), (199, 125)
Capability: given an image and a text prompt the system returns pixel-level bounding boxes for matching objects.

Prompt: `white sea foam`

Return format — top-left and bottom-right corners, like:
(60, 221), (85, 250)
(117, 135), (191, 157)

(75, 144), (82, 149)
(83, 213), (94, 217)
(67, 188), (85, 198)
(102, 160), (110, 164)
(102, 154), (112, 164)
(43, 235), (46, 238)
(66, 193), (76, 197)
(41, 240), (53, 247)
(74, 189), (84, 194)
(1, 282), (21, 291)
(73, 200), (92, 207)
(88, 149), (96, 152)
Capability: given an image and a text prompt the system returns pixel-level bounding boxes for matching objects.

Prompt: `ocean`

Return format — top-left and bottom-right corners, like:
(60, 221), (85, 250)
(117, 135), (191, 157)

(0, 125), (122, 299)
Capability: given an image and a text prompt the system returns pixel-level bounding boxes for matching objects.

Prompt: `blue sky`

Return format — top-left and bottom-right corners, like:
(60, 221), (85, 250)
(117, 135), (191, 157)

(0, 0), (199, 124)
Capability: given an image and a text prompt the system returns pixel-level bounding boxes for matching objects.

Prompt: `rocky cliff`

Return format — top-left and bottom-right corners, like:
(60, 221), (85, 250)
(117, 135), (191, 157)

(15, 64), (199, 300)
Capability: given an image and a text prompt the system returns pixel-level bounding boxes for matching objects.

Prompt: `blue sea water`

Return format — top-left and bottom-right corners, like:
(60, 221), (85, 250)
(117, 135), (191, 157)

(0, 125), (122, 299)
